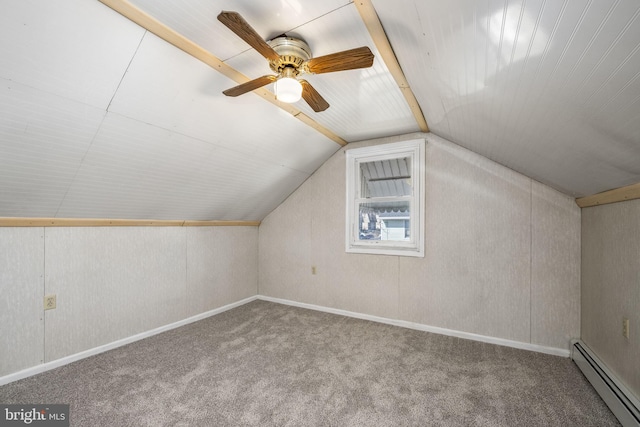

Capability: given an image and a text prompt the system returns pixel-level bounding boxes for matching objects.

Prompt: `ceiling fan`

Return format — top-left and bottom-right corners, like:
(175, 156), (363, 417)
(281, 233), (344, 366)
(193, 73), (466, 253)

(217, 11), (375, 112)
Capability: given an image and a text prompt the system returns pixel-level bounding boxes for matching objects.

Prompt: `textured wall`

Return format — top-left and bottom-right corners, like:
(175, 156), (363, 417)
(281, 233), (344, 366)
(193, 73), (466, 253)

(0, 226), (258, 377)
(531, 183), (581, 349)
(582, 200), (640, 399)
(185, 227), (258, 317)
(0, 228), (45, 376)
(259, 132), (581, 351)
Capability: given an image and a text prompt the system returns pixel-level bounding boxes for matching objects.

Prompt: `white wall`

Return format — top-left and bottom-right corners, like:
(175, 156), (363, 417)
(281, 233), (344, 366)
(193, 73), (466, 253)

(0, 226), (258, 377)
(259, 133), (581, 352)
(582, 200), (640, 399)
(0, 228), (44, 376)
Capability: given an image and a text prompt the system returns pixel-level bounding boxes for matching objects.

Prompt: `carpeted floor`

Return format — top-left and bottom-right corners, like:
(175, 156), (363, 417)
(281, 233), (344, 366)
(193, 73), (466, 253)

(0, 300), (620, 426)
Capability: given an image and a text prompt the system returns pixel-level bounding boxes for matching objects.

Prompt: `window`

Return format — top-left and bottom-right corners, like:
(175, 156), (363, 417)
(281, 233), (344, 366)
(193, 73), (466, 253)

(345, 139), (425, 257)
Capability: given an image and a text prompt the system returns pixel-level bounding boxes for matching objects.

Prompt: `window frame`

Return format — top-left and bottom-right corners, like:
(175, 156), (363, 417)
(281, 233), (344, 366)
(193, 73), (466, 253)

(345, 139), (426, 257)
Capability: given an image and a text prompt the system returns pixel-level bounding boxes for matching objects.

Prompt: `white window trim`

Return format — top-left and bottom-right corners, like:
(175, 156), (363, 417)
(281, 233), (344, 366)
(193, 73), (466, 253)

(345, 139), (426, 257)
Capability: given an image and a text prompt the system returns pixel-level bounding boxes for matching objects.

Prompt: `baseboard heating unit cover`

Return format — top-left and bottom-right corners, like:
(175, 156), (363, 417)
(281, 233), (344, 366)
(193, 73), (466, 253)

(572, 340), (640, 427)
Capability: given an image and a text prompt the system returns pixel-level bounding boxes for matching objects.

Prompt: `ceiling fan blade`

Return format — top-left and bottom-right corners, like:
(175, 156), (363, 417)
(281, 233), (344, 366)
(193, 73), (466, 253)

(223, 75), (277, 97)
(303, 46), (374, 74)
(217, 11), (280, 62)
(300, 80), (329, 112)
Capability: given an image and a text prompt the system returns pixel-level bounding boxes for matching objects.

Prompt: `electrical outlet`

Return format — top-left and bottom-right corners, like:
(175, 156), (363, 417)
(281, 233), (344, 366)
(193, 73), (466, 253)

(622, 317), (629, 340)
(44, 294), (56, 310)
(311, 266), (317, 275)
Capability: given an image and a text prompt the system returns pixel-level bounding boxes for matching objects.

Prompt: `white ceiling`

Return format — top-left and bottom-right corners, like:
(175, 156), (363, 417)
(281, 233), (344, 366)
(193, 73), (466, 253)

(1, 0), (639, 220)
(374, 0), (640, 197)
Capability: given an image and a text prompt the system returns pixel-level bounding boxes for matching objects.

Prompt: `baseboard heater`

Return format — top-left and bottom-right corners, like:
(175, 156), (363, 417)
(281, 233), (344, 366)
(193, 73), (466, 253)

(572, 340), (640, 427)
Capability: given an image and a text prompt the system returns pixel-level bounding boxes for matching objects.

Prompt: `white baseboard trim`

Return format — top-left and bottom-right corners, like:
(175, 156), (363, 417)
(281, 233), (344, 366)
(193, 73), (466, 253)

(0, 296), (258, 387)
(257, 295), (571, 357)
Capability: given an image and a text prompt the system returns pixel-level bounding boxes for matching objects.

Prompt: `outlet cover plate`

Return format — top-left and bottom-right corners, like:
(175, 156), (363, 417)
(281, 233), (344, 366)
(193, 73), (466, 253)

(44, 294), (57, 310)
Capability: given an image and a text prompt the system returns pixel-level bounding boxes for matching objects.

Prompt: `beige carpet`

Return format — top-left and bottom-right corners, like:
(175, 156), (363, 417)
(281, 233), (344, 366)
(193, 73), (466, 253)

(0, 300), (620, 426)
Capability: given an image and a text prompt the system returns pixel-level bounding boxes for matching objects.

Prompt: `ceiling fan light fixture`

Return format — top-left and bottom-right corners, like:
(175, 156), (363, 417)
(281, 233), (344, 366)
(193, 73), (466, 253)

(275, 76), (302, 103)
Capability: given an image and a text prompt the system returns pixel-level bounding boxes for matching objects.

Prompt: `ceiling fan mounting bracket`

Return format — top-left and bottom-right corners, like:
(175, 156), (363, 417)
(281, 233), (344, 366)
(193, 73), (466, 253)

(267, 36), (311, 73)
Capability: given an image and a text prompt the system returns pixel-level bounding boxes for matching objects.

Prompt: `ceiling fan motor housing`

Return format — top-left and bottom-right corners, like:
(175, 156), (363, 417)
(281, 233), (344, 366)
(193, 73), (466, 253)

(267, 36), (312, 74)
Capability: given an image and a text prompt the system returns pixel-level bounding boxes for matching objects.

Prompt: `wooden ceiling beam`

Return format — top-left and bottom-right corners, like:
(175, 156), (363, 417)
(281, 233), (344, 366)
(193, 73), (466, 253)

(98, 0), (346, 146)
(0, 218), (260, 227)
(354, 0), (429, 133)
(576, 182), (640, 208)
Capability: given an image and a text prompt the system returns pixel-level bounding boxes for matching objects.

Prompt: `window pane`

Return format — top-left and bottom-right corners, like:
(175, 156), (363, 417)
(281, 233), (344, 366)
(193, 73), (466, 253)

(359, 157), (412, 198)
(346, 138), (425, 257)
(358, 201), (410, 241)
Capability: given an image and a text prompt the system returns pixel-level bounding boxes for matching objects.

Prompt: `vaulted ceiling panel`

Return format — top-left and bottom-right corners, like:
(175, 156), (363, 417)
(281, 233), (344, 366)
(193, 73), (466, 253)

(56, 114), (213, 220)
(108, 31), (339, 175)
(56, 113), (310, 220)
(0, 81), (106, 217)
(0, 0), (143, 110)
(373, 0), (640, 196)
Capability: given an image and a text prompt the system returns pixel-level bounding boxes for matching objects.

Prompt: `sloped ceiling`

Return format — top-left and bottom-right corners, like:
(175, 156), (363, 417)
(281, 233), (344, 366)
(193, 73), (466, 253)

(1, 0), (639, 221)
(374, 0), (640, 197)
